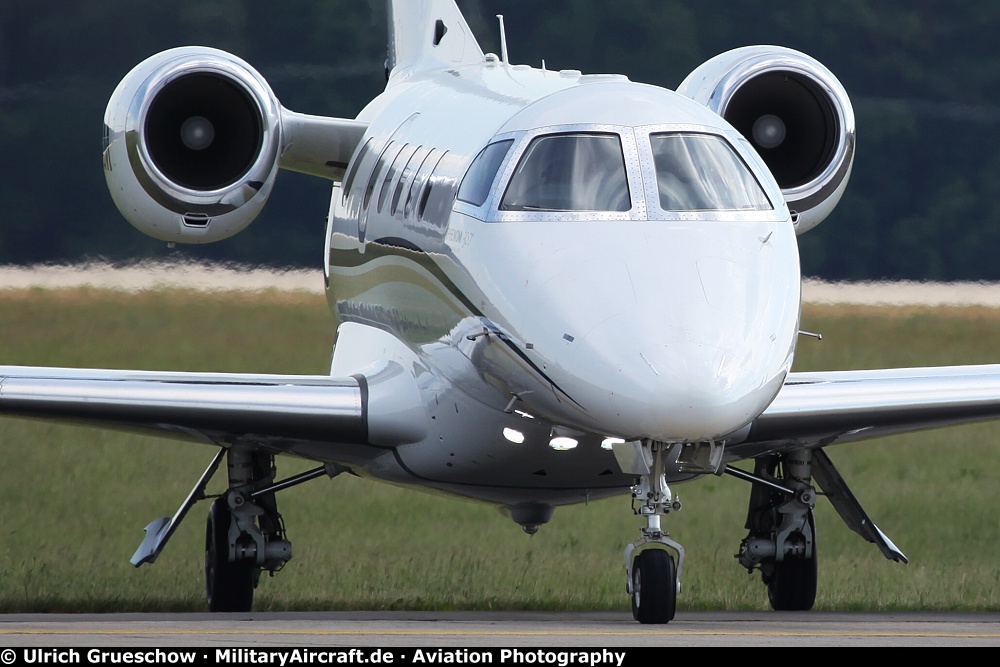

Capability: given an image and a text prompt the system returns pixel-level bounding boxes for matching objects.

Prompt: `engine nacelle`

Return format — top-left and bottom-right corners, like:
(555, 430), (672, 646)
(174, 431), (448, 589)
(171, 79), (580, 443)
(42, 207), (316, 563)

(677, 46), (855, 234)
(103, 47), (282, 243)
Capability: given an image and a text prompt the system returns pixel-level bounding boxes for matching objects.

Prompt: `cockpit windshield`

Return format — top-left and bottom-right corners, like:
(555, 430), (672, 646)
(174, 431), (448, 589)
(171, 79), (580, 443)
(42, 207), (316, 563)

(501, 133), (631, 212)
(650, 133), (772, 212)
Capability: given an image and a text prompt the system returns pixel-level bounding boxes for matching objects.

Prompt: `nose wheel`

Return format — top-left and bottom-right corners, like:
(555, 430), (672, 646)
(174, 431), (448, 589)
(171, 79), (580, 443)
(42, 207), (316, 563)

(630, 548), (677, 624)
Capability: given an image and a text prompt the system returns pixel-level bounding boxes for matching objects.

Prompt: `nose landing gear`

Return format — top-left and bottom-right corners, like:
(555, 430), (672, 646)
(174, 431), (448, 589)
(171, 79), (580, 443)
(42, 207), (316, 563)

(620, 440), (685, 624)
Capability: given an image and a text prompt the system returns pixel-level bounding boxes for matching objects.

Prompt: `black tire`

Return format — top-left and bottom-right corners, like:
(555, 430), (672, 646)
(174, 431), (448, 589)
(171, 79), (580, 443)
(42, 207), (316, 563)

(630, 549), (677, 624)
(206, 498), (255, 612)
(767, 513), (817, 611)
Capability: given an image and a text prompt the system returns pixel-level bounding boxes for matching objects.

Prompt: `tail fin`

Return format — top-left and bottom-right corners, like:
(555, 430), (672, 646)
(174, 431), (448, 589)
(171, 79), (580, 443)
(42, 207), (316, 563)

(386, 0), (484, 78)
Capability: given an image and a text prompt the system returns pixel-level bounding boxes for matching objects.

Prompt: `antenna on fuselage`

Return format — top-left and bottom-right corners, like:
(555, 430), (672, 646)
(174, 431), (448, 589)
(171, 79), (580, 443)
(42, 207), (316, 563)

(496, 14), (509, 65)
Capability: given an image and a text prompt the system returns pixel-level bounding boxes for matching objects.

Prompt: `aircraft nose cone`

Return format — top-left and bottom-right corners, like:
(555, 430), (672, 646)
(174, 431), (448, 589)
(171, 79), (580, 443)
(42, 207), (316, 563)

(501, 223), (799, 443)
(563, 300), (790, 442)
(635, 348), (767, 440)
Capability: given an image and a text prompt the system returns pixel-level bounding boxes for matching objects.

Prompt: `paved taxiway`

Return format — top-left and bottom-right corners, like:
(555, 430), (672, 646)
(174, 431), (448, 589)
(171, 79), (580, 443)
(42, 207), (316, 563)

(1, 612), (998, 647)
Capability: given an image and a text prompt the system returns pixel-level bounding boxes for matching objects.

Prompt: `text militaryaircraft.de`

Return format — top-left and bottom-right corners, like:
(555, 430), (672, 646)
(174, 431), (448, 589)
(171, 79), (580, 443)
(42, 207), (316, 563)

(2, 0), (1000, 624)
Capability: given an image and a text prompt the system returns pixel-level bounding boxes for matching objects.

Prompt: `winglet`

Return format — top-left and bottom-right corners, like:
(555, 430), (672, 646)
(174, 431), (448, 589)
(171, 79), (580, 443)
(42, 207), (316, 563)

(386, 0), (484, 80)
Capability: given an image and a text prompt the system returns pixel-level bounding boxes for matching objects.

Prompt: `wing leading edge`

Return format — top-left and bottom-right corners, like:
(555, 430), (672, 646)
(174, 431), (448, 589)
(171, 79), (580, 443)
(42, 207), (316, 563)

(730, 364), (1000, 458)
(723, 364), (1000, 567)
(0, 362), (428, 459)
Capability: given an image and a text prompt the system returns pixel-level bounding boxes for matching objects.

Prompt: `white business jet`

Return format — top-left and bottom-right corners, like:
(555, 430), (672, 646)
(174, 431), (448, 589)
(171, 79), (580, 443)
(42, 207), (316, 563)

(3, 0), (1000, 623)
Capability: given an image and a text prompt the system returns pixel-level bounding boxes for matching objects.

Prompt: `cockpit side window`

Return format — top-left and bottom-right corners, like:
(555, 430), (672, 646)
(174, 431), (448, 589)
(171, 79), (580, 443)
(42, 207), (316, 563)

(650, 133), (772, 212)
(501, 133), (631, 212)
(457, 139), (513, 207)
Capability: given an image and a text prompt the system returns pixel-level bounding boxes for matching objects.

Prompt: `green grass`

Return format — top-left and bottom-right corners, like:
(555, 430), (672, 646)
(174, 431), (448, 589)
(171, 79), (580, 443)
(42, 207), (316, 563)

(0, 290), (998, 612)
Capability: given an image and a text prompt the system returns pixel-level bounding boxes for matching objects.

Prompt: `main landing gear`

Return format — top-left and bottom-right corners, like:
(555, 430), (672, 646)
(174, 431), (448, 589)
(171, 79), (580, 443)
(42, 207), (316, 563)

(204, 448), (292, 612)
(734, 449), (818, 611)
(622, 441), (685, 624)
(614, 442), (903, 620)
(205, 496), (255, 612)
(131, 445), (347, 612)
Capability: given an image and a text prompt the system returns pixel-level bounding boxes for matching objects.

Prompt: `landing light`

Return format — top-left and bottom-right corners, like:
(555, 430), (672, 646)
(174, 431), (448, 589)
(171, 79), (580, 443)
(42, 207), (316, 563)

(601, 437), (625, 451)
(549, 437), (578, 451)
(503, 428), (525, 444)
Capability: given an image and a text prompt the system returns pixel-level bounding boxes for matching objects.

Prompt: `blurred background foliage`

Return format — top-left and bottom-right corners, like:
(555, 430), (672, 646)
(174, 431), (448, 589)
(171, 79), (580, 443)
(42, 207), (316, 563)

(3, 0), (1000, 279)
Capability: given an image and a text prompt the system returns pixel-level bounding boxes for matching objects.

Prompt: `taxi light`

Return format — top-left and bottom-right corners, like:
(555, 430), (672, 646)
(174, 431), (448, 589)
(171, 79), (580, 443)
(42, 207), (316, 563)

(503, 428), (526, 444)
(549, 436), (578, 451)
(601, 437), (625, 451)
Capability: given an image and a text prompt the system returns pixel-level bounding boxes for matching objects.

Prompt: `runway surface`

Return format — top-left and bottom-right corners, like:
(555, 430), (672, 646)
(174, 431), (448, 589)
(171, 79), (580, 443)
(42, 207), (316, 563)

(1, 611), (998, 647)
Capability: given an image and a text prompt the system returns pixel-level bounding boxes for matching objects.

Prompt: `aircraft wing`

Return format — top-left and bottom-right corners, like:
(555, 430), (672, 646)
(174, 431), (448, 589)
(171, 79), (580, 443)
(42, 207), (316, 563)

(0, 364), (427, 463)
(729, 364), (1000, 459)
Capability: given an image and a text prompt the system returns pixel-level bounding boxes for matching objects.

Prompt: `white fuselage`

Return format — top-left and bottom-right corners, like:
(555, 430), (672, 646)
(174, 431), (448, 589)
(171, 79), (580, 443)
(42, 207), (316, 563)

(323, 60), (801, 507)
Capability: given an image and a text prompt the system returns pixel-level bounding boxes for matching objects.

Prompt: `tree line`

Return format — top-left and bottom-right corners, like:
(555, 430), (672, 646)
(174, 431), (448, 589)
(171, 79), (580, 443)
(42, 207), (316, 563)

(2, 0), (1000, 280)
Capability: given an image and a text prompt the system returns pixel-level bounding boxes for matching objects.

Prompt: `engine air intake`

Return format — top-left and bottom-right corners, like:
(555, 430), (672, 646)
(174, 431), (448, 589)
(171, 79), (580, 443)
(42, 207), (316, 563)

(724, 71), (837, 190)
(677, 46), (855, 234)
(144, 73), (263, 191)
(103, 47), (283, 243)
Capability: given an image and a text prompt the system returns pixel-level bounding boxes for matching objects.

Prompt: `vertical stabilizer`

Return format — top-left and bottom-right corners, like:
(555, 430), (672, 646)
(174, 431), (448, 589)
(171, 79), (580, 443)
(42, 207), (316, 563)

(387, 0), (484, 79)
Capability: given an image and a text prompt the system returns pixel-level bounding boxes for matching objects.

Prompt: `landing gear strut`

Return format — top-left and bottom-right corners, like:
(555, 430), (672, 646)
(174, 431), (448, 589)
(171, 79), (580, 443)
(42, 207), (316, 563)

(131, 444), (348, 613)
(735, 449), (817, 611)
(205, 447), (292, 612)
(622, 441), (685, 624)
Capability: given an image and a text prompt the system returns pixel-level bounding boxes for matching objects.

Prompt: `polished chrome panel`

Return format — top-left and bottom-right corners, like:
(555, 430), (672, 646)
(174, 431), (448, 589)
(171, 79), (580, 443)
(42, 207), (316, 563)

(0, 366), (365, 444)
(104, 48), (282, 242)
(104, 48), (368, 244)
(279, 110), (368, 181)
(729, 365), (1000, 457)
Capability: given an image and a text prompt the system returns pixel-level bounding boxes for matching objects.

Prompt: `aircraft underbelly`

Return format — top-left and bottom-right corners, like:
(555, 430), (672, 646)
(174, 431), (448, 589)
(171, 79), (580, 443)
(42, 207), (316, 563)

(374, 387), (641, 505)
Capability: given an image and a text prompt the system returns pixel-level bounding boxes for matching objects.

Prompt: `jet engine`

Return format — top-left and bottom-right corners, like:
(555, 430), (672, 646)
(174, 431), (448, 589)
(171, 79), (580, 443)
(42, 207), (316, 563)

(103, 47), (282, 243)
(677, 46), (855, 234)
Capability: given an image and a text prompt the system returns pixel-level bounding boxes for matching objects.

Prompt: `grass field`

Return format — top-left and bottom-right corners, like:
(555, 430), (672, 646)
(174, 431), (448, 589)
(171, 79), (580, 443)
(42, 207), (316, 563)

(0, 287), (998, 613)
